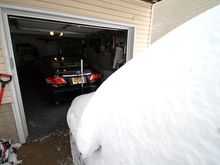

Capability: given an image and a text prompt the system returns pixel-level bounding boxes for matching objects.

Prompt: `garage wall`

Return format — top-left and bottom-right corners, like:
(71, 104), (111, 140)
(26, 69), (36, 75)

(151, 0), (220, 43)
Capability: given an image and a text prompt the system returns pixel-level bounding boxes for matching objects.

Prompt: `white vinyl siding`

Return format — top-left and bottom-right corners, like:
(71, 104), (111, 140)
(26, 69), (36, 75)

(151, 0), (220, 43)
(0, 0), (152, 54)
(0, 35), (12, 104)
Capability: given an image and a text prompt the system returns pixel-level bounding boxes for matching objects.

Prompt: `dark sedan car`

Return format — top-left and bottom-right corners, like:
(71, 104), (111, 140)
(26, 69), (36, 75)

(40, 56), (101, 104)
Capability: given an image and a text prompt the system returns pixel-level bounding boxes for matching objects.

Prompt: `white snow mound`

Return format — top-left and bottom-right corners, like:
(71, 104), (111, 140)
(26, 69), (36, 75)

(75, 5), (220, 165)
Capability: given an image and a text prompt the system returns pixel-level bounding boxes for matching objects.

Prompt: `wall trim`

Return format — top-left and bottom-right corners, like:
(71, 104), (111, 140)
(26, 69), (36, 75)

(0, 3), (135, 29)
(148, 3), (155, 45)
(0, 7), (28, 143)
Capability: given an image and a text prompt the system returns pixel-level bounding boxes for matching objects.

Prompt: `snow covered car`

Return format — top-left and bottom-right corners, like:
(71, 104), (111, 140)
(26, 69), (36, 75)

(67, 92), (94, 165)
(67, 5), (220, 165)
(40, 56), (101, 103)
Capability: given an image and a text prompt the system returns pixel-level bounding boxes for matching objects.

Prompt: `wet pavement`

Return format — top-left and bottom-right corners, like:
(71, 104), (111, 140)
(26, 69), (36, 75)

(17, 129), (73, 165)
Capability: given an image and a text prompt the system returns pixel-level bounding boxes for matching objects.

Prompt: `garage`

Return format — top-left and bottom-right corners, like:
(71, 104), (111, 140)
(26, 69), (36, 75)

(7, 15), (128, 139)
(0, 1), (151, 143)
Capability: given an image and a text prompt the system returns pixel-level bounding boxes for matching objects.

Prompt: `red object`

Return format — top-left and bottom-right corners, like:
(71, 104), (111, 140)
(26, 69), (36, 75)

(0, 73), (12, 106)
(90, 73), (101, 81)
(46, 77), (66, 85)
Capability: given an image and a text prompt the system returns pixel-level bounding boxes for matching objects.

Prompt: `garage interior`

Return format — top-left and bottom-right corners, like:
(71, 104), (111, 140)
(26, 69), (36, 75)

(8, 16), (128, 140)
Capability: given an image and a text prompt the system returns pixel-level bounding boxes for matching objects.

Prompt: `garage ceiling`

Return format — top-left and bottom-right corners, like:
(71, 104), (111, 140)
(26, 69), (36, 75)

(9, 16), (119, 38)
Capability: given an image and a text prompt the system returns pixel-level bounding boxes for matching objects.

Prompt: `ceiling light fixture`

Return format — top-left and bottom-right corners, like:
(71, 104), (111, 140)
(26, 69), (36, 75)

(50, 31), (54, 35)
(59, 31), (64, 37)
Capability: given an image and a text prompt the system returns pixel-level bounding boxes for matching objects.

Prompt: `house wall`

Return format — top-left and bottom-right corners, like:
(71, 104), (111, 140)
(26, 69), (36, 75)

(1, 0), (153, 55)
(0, 0), (153, 142)
(0, 34), (12, 104)
(0, 34), (18, 141)
(0, 104), (19, 142)
(151, 0), (220, 43)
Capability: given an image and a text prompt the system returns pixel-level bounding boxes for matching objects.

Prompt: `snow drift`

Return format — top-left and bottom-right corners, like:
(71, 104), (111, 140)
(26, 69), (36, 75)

(67, 92), (95, 137)
(69, 4), (220, 165)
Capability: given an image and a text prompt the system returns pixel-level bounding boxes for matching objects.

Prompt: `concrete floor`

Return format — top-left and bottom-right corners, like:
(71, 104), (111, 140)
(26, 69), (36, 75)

(17, 81), (75, 164)
(20, 79), (74, 140)
(18, 65), (94, 140)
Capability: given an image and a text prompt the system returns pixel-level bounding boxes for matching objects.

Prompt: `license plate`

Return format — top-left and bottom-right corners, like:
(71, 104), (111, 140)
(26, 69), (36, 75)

(72, 77), (86, 84)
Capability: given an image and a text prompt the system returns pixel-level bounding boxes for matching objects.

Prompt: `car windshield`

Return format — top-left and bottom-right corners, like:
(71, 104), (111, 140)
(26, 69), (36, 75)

(50, 56), (88, 69)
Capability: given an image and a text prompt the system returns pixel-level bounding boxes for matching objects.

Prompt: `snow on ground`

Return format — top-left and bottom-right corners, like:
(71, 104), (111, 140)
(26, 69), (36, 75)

(0, 140), (22, 165)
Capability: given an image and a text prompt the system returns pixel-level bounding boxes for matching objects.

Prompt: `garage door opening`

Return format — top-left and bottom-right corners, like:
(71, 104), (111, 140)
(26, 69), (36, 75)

(8, 15), (128, 140)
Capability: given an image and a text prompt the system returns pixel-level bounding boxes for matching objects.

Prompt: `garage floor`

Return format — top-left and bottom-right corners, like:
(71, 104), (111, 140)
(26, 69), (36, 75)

(20, 78), (76, 140)
(17, 129), (73, 165)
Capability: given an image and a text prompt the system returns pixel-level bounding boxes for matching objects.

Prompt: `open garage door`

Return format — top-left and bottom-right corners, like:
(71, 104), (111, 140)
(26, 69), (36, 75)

(8, 16), (130, 140)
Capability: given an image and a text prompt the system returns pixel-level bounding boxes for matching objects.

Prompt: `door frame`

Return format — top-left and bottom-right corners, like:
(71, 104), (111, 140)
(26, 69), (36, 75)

(0, 3), (135, 143)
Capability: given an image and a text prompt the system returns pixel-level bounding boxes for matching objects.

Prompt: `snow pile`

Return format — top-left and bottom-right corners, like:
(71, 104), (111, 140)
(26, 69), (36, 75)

(67, 93), (95, 165)
(68, 4), (220, 165)
(0, 140), (22, 165)
(67, 92), (95, 137)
